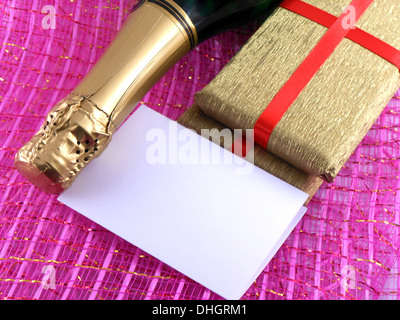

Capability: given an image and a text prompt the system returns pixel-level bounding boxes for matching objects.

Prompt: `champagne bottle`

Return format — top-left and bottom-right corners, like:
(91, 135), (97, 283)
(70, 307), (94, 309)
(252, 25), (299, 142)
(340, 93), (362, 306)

(15, 0), (282, 194)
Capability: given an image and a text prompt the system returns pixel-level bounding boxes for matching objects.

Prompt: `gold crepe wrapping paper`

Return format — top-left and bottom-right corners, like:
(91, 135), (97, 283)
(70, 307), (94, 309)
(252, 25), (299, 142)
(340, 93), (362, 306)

(178, 105), (323, 204)
(195, 0), (400, 182)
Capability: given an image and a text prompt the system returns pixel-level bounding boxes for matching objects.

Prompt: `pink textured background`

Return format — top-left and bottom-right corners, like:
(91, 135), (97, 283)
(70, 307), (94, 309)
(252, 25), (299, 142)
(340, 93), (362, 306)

(1, 0), (400, 300)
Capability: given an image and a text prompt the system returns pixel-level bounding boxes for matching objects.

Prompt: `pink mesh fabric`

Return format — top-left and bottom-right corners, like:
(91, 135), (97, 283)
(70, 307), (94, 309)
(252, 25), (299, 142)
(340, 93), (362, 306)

(1, 0), (400, 300)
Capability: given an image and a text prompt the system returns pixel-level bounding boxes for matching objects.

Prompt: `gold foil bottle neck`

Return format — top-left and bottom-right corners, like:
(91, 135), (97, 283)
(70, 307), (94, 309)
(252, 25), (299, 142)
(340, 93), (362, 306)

(15, 1), (195, 193)
(15, 94), (113, 194)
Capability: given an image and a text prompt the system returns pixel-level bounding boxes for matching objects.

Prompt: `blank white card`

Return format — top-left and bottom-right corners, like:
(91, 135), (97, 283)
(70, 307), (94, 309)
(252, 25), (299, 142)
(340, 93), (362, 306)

(58, 105), (308, 300)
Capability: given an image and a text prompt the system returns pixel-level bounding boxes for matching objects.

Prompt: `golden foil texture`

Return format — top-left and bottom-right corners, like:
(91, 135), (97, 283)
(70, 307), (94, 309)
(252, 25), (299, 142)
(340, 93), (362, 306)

(178, 105), (323, 204)
(15, 94), (113, 194)
(195, 0), (400, 182)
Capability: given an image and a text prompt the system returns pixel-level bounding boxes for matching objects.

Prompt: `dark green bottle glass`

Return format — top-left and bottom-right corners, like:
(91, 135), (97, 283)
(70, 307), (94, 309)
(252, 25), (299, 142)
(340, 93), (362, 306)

(135, 0), (283, 45)
(173, 0), (283, 43)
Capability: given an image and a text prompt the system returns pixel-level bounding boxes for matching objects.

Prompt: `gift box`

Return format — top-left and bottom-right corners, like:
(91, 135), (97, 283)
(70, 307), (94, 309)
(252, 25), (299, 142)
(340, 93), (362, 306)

(178, 104), (323, 204)
(193, 0), (400, 182)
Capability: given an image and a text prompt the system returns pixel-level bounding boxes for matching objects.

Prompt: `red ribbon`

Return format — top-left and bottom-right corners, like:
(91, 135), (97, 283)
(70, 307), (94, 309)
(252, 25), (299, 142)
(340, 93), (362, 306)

(280, 0), (400, 71)
(253, 0), (375, 149)
(231, 0), (400, 157)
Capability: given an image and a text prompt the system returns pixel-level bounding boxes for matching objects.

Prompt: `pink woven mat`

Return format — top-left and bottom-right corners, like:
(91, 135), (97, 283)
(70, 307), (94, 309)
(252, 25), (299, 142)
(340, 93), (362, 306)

(1, 0), (400, 300)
